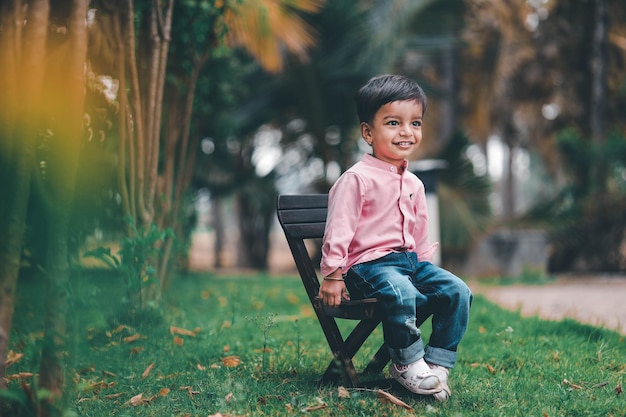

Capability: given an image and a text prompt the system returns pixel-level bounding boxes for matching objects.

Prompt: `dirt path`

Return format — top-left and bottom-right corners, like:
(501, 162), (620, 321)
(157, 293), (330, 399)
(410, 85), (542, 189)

(471, 275), (626, 335)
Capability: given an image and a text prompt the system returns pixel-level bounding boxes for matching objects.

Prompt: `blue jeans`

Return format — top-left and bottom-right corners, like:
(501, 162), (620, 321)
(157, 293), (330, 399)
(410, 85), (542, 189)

(345, 252), (472, 369)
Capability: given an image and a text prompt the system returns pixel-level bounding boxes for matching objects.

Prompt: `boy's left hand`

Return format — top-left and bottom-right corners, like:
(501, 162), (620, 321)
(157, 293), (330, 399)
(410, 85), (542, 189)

(318, 279), (350, 307)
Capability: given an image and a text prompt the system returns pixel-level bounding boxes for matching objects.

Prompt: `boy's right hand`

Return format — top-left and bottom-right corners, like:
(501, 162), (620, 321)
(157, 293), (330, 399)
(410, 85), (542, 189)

(319, 272), (349, 307)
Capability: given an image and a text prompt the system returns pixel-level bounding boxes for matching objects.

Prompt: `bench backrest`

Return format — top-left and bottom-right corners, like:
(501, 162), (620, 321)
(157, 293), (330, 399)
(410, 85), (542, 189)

(276, 194), (328, 303)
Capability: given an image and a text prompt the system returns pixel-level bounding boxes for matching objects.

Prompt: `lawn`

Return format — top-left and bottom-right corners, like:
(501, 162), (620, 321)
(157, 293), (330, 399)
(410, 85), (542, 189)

(4, 270), (625, 416)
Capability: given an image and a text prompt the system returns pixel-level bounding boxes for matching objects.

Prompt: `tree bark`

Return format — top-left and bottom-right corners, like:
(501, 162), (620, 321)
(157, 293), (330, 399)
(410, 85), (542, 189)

(0, 0), (49, 391)
(37, 0), (89, 410)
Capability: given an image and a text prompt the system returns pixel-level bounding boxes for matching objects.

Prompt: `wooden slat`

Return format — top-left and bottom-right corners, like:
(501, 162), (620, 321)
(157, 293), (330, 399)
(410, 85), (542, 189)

(281, 222), (326, 239)
(278, 207), (327, 224)
(277, 194), (328, 210)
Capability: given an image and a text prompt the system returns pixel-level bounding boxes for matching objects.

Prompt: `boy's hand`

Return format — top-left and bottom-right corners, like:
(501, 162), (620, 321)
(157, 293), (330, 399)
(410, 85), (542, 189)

(319, 271), (350, 307)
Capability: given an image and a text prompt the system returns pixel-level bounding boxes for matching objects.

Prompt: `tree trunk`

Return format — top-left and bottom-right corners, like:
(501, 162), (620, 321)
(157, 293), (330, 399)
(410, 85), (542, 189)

(0, 0), (49, 391)
(37, 0), (88, 410)
(590, 0), (608, 191)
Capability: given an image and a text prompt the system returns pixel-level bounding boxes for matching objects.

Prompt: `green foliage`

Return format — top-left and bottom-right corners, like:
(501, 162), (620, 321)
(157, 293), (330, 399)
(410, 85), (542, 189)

(437, 131), (493, 253)
(7, 273), (626, 416)
(0, 382), (77, 417)
(527, 129), (626, 271)
(83, 218), (174, 324)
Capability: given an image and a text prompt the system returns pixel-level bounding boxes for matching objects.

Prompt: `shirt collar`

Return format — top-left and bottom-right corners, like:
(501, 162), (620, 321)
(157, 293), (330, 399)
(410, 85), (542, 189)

(362, 153), (409, 175)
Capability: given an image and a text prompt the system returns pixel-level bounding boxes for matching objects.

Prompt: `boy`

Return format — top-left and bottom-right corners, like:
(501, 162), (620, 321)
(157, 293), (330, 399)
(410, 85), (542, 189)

(319, 74), (472, 401)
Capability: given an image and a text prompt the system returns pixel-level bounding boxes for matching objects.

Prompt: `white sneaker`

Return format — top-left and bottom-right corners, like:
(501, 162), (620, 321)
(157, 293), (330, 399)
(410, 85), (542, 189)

(428, 364), (451, 402)
(389, 358), (442, 395)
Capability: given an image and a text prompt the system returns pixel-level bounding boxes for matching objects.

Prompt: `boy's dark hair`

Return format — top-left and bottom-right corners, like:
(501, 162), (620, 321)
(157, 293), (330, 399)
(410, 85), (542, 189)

(354, 74), (427, 124)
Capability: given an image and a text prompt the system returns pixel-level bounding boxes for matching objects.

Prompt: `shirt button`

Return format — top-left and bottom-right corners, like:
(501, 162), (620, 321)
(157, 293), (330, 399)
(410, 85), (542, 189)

(390, 167), (395, 172)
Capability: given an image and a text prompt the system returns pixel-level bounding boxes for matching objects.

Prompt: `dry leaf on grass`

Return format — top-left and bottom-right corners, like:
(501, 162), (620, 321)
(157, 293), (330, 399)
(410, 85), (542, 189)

(337, 386), (351, 398)
(142, 363), (155, 379)
(376, 389), (412, 410)
(130, 346), (144, 356)
(129, 393), (145, 406)
(179, 386), (201, 399)
(303, 402), (327, 412)
(563, 379), (583, 390)
(129, 392), (157, 406)
(170, 326), (196, 337)
(225, 392), (234, 403)
(6, 372), (35, 381)
(173, 336), (184, 346)
(123, 334), (142, 343)
(158, 388), (170, 397)
(221, 355), (242, 367)
(112, 325), (129, 334)
(6, 350), (24, 367)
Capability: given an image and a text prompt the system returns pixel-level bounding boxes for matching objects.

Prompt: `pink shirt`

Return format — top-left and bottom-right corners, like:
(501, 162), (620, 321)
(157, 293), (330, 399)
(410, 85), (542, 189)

(320, 153), (438, 277)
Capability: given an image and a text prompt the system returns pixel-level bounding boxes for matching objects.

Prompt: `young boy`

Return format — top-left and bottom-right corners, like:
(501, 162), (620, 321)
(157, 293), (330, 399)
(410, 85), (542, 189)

(319, 74), (472, 401)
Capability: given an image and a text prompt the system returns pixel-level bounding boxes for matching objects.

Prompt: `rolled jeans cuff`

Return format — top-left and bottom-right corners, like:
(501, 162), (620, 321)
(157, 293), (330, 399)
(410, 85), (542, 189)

(388, 337), (424, 366)
(424, 345), (457, 369)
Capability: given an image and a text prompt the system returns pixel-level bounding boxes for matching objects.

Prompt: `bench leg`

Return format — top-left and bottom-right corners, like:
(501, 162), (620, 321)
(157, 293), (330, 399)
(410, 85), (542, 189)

(320, 318), (382, 386)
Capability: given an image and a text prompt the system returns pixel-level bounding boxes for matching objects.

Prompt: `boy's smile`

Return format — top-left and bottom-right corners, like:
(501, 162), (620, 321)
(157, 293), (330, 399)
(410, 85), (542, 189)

(361, 99), (423, 170)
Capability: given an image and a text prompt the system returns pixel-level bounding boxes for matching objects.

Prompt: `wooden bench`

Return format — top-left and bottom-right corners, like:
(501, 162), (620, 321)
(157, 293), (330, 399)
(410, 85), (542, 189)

(276, 194), (390, 386)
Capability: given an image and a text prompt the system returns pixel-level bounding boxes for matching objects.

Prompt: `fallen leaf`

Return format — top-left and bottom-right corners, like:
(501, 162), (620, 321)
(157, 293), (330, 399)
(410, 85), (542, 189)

(173, 336), (184, 346)
(615, 384), (623, 395)
(123, 334), (142, 343)
(225, 392), (234, 403)
(486, 364), (497, 374)
(158, 388), (170, 397)
(179, 386), (201, 399)
(142, 363), (155, 379)
(130, 346), (144, 356)
(170, 326), (196, 337)
(221, 355), (242, 367)
(376, 389), (412, 410)
(196, 363), (206, 371)
(6, 372), (35, 381)
(479, 326), (487, 334)
(303, 402), (327, 412)
(112, 325), (128, 334)
(6, 351), (24, 367)
(104, 393), (123, 400)
(208, 413), (223, 417)
(338, 386), (350, 398)
(223, 345), (231, 352)
(563, 379), (583, 390)
(129, 393), (144, 406)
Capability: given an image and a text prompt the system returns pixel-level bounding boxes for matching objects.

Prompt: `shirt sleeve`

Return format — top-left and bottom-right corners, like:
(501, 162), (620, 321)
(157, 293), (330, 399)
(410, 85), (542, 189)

(320, 173), (364, 277)
(412, 183), (439, 263)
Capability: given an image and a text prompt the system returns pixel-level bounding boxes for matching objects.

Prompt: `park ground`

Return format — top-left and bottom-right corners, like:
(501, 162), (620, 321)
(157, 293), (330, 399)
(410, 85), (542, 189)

(188, 229), (626, 335)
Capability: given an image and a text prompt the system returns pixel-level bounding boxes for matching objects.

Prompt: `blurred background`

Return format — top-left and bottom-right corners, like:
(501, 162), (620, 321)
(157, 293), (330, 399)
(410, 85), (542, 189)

(2, 0), (626, 285)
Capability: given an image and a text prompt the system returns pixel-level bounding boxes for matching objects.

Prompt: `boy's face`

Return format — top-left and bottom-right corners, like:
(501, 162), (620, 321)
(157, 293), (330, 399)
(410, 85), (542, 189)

(361, 99), (423, 169)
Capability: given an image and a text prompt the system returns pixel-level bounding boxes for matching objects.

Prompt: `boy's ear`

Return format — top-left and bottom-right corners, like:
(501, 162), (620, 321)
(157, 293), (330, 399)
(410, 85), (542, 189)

(361, 122), (372, 145)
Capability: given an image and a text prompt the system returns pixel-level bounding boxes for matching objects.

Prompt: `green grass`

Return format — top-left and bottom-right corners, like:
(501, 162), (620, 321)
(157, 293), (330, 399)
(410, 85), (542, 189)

(4, 270), (626, 416)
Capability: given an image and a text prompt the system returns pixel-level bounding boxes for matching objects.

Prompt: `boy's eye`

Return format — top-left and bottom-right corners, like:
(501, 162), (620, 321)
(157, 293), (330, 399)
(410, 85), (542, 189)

(412, 120), (422, 127)
(388, 120), (399, 126)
